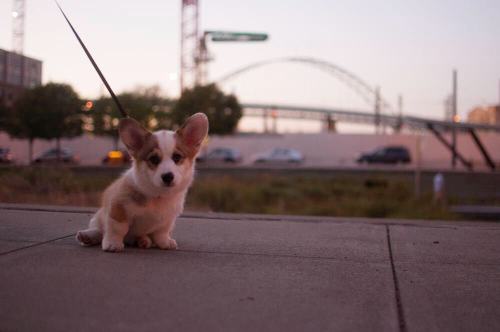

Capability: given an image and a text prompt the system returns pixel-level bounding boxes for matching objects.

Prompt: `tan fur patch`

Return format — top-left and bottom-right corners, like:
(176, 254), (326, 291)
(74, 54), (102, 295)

(110, 202), (127, 223)
(136, 134), (160, 162)
(102, 176), (150, 223)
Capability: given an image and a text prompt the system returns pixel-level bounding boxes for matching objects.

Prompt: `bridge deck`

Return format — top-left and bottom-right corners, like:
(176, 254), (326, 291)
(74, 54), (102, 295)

(243, 102), (500, 132)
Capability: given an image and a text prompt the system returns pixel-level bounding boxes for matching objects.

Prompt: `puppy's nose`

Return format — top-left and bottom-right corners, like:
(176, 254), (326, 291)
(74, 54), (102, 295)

(161, 172), (174, 186)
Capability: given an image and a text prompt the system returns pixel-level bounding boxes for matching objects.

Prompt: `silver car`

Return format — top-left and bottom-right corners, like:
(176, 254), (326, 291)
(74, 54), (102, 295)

(197, 147), (243, 163)
(254, 148), (304, 164)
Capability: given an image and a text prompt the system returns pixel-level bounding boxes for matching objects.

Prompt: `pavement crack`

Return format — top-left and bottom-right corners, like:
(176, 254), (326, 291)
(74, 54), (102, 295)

(176, 248), (385, 264)
(386, 225), (407, 332)
(0, 234), (76, 257)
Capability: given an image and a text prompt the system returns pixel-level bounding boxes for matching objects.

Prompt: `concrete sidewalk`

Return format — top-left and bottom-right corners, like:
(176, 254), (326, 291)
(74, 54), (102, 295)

(0, 204), (499, 332)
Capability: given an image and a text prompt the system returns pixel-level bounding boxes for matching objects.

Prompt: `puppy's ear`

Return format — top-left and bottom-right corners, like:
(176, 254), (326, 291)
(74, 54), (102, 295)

(119, 118), (151, 157)
(175, 113), (209, 157)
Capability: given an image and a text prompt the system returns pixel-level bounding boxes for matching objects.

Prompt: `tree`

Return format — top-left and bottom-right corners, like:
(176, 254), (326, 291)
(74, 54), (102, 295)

(88, 85), (171, 149)
(0, 103), (8, 131)
(5, 83), (82, 163)
(172, 84), (242, 135)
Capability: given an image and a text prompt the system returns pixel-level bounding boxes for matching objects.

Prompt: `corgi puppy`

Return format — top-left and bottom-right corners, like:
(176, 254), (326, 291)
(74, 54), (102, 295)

(76, 113), (209, 252)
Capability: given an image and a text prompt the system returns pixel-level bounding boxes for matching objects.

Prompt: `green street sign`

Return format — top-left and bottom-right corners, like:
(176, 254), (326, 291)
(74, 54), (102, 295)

(205, 31), (268, 42)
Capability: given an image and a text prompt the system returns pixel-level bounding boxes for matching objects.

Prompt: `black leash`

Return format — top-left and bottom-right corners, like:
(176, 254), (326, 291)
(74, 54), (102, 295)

(55, 1), (129, 118)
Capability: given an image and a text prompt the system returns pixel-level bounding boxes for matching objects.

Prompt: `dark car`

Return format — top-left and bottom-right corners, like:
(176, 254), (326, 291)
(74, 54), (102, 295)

(0, 148), (13, 164)
(197, 148), (242, 163)
(357, 146), (411, 164)
(33, 148), (79, 164)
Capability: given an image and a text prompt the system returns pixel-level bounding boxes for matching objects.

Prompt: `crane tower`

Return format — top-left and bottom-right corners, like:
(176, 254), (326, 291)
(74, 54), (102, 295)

(180, 0), (200, 91)
(179, 0), (268, 91)
(12, 0), (26, 54)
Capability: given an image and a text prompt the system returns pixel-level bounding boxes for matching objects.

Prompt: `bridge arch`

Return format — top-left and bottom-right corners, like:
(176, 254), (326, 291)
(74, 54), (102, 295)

(215, 56), (394, 113)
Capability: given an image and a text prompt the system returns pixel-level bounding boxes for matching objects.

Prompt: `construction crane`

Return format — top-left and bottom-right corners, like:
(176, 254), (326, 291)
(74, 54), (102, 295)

(179, 0), (268, 92)
(180, 0), (199, 91)
(12, 0), (25, 54)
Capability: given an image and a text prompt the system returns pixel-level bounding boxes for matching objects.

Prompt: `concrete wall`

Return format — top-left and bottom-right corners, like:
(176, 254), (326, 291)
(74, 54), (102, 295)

(208, 132), (500, 170)
(0, 132), (121, 165)
(1, 131), (499, 170)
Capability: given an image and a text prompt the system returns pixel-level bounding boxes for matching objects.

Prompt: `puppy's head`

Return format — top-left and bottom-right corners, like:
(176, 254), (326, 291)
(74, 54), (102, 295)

(119, 113), (208, 193)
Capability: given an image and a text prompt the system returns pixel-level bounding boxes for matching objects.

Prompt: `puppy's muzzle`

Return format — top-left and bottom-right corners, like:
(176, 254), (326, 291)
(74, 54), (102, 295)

(161, 172), (174, 186)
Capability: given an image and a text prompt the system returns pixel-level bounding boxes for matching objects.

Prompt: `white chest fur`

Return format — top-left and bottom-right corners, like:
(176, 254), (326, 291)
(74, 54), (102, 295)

(125, 194), (184, 237)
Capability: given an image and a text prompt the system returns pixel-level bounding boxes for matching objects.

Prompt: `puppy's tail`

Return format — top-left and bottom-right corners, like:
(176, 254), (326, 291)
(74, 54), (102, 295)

(76, 228), (103, 246)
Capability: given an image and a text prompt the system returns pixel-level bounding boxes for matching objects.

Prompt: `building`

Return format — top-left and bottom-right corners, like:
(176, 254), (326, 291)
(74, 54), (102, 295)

(0, 48), (42, 108)
(467, 105), (500, 125)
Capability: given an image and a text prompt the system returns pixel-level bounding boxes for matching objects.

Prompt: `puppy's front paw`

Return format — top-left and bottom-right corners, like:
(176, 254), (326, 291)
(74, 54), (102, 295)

(156, 237), (178, 250)
(76, 231), (92, 246)
(102, 239), (124, 253)
(76, 229), (102, 246)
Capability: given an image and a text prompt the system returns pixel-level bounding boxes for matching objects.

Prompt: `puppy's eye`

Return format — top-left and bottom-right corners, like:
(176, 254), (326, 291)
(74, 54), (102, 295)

(172, 153), (183, 164)
(148, 155), (161, 166)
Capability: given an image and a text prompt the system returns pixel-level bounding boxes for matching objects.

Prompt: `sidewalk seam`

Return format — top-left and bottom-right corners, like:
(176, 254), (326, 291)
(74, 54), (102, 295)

(386, 225), (407, 332)
(0, 234), (75, 256)
(1, 205), (490, 228)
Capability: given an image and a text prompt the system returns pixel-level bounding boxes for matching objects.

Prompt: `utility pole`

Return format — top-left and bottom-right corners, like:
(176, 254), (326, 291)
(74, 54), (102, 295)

(395, 94), (403, 133)
(374, 86), (381, 134)
(414, 134), (422, 198)
(398, 95), (403, 117)
(12, 0), (25, 54)
(271, 109), (277, 134)
(451, 69), (457, 169)
(263, 109), (269, 133)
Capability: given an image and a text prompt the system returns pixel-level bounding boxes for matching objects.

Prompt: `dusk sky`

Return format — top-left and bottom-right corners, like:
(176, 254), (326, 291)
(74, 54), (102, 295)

(0, 0), (499, 129)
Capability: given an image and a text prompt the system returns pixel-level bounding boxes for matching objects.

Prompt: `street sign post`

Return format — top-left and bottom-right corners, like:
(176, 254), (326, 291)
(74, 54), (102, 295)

(196, 30), (268, 85)
(205, 31), (268, 42)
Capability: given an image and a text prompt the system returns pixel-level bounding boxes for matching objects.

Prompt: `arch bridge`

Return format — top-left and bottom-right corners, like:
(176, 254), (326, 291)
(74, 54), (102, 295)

(216, 57), (500, 171)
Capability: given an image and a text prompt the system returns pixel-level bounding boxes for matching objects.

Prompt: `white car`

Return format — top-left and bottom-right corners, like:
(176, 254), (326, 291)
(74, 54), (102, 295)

(254, 148), (304, 164)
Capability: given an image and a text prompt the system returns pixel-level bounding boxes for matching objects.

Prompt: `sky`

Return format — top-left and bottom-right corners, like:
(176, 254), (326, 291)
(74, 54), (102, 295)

(0, 0), (499, 132)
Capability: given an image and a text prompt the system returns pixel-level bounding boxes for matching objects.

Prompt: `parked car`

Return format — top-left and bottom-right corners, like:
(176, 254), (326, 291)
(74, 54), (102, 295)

(254, 148), (304, 164)
(33, 148), (79, 164)
(357, 146), (411, 164)
(102, 149), (131, 166)
(0, 148), (13, 164)
(197, 147), (242, 163)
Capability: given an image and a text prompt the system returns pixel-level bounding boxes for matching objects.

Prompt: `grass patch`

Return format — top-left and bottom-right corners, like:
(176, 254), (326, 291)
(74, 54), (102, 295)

(188, 175), (456, 220)
(0, 167), (110, 207)
(0, 167), (459, 220)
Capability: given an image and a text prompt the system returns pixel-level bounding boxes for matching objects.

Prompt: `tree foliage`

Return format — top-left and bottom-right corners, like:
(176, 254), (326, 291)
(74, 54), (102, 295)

(88, 85), (170, 145)
(6, 83), (82, 139)
(172, 84), (242, 135)
(0, 103), (8, 131)
(4, 83), (83, 162)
